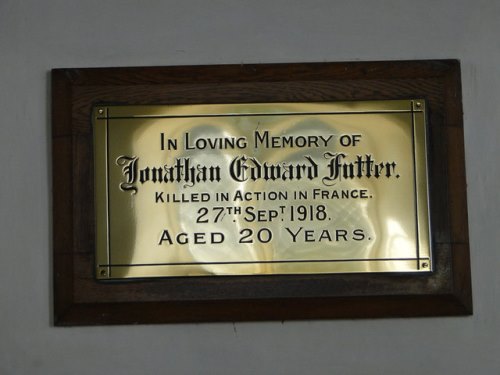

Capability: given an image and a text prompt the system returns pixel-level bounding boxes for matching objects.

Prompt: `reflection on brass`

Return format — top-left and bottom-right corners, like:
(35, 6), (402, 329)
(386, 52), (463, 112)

(93, 100), (431, 279)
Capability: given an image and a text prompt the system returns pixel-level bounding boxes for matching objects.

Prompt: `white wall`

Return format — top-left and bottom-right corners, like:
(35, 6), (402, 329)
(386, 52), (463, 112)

(1, 1), (499, 374)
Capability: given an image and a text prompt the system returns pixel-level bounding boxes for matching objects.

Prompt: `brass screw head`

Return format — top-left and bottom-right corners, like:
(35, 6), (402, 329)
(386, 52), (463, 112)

(421, 262), (429, 268)
(98, 108), (104, 115)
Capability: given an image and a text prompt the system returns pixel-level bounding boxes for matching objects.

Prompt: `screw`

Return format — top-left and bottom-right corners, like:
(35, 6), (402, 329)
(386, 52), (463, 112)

(421, 262), (429, 268)
(100, 269), (106, 276)
(98, 108), (104, 115)
(415, 102), (422, 108)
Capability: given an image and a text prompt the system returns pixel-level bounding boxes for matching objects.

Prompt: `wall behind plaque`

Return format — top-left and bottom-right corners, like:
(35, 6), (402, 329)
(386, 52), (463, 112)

(1, 0), (498, 374)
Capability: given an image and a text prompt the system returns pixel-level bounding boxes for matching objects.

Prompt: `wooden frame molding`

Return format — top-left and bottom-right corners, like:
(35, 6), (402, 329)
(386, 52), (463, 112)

(52, 60), (472, 326)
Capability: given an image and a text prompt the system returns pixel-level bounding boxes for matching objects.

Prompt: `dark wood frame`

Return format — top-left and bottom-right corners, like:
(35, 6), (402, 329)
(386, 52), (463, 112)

(52, 60), (472, 326)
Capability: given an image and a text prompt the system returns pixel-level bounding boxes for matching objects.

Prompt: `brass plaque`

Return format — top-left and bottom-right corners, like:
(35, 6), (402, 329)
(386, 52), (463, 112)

(94, 100), (431, 279)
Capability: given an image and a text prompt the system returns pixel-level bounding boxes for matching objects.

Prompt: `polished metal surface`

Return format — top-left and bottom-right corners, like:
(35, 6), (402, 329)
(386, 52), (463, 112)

(94, 100), (431, 279)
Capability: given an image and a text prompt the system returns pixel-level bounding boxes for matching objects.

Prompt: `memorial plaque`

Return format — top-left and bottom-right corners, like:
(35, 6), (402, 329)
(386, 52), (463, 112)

(94, 100), (431, 279)
(52, 60), (472, 325)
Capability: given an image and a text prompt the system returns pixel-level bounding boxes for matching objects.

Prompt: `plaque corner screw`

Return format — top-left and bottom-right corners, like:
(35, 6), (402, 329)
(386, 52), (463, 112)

(100, 269), (107, 276)
(98, 108), (104, 115)
(421, 262), (429, 269)
(415, 102), (422, 108)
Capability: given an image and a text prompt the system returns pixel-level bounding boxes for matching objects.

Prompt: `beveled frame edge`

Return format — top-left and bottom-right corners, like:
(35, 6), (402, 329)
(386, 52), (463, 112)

(52, 70), (75, 321)
(52, 60), (472, 326)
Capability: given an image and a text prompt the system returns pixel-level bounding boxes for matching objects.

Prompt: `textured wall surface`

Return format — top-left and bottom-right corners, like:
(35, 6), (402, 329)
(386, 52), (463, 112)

(1, 1), (499, 374)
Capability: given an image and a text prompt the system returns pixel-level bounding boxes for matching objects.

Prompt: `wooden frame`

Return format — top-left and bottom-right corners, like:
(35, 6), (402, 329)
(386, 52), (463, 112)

(52, 60), (472, 325)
